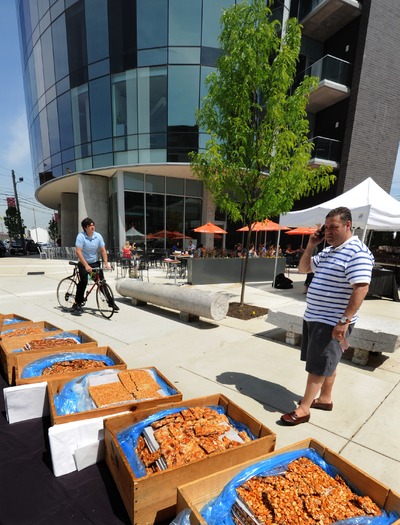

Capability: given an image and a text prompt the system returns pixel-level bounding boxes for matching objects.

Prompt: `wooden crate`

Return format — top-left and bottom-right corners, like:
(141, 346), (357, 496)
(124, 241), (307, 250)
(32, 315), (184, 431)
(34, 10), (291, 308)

(176, 437), (400, 525)
(0, 330), (97, 385)
(0, 320), (62, 340)
(104, 393), (276, 525)
(0, 314), (31, 329)
(15, 345), (126, 385)
(47, 366), (182, 425)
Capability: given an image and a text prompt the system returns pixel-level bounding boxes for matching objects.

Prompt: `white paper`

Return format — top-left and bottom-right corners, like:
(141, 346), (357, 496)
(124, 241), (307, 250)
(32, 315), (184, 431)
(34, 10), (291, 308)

(87, 370), (120, 387)
(48, 412), (129, 477)
(74, 437), (105, 471)
(4, 382), (49, 424)
(48, 416), (105, 477)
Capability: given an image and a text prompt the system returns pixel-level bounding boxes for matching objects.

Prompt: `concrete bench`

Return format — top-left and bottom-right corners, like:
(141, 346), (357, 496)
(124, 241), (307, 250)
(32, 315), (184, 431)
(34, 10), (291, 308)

(266, 304), (400, 365)
(115, 279), (229, 322)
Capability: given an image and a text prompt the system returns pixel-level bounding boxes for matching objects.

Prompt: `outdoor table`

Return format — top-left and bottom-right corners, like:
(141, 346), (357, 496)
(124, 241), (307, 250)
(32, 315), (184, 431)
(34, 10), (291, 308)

(367, 267), (399, 301)
(164, 258), (181, 283)
(175, 254), (192, 278)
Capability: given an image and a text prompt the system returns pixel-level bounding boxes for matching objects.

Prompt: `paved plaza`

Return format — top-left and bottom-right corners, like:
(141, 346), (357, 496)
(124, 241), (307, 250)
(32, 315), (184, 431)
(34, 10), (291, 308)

(1, 255), (399, 501)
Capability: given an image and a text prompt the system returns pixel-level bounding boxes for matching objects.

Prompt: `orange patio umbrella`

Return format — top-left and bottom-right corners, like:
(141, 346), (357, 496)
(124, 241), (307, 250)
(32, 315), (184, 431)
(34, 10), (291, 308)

(286, 227), (318, 235)
(149, 229), (176, 238)
(193, 222), (227, 234)
(237, 220), (290, 246)
(171, 231), (192, 240)
(286, 226), (318, 248)
(237, 220), (290, 232)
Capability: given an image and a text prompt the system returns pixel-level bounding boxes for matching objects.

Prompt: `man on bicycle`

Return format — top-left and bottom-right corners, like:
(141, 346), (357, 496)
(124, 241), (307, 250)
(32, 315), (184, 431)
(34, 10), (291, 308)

(73, 217), (119, 313)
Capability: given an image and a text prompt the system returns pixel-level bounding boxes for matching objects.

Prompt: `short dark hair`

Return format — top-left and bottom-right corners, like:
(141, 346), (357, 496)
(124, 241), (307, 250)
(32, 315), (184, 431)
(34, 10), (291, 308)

(81, 217), (95, 229)
(326, 207), (352, 224)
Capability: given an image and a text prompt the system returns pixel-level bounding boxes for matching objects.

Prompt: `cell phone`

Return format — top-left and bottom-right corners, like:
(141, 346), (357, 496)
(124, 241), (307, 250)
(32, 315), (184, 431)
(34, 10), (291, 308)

(317, 225), (326, 239)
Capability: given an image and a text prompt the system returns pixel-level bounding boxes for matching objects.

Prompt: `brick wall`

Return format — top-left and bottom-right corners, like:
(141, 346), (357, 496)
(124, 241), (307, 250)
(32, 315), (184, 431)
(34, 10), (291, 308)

(340, 0), (400, 194)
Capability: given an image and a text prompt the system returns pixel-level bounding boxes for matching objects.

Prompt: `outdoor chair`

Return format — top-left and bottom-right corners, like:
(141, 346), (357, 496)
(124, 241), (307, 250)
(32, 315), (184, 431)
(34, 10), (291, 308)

(37, 246), (47, 259)
(137, 258), (150, 281)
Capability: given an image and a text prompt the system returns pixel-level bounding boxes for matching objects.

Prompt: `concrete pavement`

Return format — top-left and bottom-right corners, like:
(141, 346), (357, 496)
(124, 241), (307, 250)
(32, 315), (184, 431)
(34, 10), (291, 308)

(1, 255), (399, 494)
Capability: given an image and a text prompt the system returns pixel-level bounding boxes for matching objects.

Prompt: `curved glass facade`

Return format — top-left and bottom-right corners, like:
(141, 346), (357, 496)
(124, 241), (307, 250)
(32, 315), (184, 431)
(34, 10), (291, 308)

(16, 0), (234, 188)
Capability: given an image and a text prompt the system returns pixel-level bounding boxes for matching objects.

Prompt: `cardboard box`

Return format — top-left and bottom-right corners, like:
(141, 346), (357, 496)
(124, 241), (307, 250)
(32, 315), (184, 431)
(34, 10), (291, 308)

(48, 366), (182, 425)
(15, 345), (127, 385)
(104, 393), (276, 525)
(0, 320), (62, 340)
(0, 313), (31, 329)
(176, 438), (400, 525)
(0, 330), (97, 385)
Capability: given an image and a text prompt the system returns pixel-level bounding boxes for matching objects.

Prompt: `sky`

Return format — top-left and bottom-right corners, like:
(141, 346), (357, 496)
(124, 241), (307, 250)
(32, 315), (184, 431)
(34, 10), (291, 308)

(0, 1), (54, 235)
(0, 1), (399, 238)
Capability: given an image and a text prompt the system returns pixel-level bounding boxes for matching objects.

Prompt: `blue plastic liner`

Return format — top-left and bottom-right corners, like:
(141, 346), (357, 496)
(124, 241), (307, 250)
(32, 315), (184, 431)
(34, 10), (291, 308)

(1, 326), (58, 336)
(117, 405), (256, 479)
(200, 447), (399, 525)
(54, 367), (179, 416)
(20, 351), (115, 378)
(12, 331), (82, 353)
(1, 318), (27, 325)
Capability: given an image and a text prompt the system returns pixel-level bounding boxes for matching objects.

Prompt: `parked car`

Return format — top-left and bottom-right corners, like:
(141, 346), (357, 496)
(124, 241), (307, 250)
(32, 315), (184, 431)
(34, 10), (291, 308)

(26, 239), (40, 254)
(9, 239), (40, 255)
(0, 240), (7, 257)
(9, 240), (25, 255)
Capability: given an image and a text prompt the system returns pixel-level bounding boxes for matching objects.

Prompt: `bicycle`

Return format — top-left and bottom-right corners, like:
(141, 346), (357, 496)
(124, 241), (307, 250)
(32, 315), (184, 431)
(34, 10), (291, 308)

(57, 261), (116, 319)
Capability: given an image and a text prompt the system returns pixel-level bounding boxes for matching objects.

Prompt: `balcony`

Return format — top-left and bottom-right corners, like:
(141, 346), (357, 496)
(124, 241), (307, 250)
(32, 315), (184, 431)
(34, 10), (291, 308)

(299, 55), (351, 113)
(298, 0), (362, 41)
(308, 136), (341, 168)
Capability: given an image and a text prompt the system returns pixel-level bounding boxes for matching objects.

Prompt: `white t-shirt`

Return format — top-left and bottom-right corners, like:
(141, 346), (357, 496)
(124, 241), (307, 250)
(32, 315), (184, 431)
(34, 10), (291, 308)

(304, 236), (374, 326)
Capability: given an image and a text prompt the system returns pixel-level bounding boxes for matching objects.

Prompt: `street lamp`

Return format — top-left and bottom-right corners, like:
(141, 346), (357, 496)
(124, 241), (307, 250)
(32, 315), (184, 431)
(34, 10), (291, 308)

(11, 170), (25, 254)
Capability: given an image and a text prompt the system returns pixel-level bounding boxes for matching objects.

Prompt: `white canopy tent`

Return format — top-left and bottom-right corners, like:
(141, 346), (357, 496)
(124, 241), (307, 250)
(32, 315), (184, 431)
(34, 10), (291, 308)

(273, 177), (400, 284)
(125, 227), (144, 238)
(280, 177), (400, 231)
(29, 227), (50, 244)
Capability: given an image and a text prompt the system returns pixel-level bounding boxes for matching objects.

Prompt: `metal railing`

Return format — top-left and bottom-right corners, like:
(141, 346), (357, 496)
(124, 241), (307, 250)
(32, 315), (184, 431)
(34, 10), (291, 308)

(297, 55), (352, 87)
(41, 246), (76, 259)
(309, 136), (341, 162)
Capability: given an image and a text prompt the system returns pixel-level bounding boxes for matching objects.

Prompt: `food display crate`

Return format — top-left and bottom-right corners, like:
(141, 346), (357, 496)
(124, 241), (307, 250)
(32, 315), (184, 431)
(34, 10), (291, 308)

(176, 438), (400, 525)
(0, 320), (62, 340)
(103, 393), (276, 525)
(47, 366), (182, 425)
(0, 314), (32, 329)
(0, 330), (97, 385)
(15, 345), (126, 385)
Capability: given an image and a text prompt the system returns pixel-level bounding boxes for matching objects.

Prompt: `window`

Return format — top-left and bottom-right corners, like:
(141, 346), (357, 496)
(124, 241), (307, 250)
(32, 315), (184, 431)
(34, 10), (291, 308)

(169, 0), (201, 46)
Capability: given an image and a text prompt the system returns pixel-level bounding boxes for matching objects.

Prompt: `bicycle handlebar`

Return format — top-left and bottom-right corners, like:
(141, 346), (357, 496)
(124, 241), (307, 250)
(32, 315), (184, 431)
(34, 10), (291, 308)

(68, 260), (112, 270)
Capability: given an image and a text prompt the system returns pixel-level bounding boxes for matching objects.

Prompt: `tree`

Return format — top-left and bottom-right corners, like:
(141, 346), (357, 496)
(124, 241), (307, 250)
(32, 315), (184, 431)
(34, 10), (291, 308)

(48, 217), (59, 244)
(4, 206), (25, 241)
(190, 0), (335, 305)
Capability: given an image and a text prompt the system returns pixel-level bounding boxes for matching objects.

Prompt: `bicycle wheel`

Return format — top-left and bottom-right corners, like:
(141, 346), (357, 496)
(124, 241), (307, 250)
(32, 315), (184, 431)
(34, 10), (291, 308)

(96, 282), (115, 319)
(57, 277), (77, 311)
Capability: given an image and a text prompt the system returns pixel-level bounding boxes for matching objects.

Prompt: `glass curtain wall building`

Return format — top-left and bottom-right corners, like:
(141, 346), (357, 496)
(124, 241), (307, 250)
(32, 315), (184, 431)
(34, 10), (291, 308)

(16, 0), (237, 252)
(16, 0), (400, 252)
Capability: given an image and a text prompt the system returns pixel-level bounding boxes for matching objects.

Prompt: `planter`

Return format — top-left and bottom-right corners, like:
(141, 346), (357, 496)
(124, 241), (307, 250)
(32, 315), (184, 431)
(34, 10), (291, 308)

(187, 257), (286, 285)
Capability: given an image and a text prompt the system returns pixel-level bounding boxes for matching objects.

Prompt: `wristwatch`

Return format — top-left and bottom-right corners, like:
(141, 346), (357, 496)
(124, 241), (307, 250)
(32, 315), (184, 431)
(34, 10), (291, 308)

(339, 316), (349, 325)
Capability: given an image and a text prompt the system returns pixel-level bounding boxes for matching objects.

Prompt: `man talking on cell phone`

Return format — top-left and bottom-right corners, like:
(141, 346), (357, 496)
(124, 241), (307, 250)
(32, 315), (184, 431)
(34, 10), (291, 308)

(280, 207), (374, 426)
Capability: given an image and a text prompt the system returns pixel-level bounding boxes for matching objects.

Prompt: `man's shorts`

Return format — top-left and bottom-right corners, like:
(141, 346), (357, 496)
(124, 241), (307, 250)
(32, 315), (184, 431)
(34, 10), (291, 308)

(300, 321), (353, 376)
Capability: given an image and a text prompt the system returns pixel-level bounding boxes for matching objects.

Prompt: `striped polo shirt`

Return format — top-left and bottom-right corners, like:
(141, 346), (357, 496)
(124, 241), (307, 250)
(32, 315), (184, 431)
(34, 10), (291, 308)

(304, 236), (374, 326)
